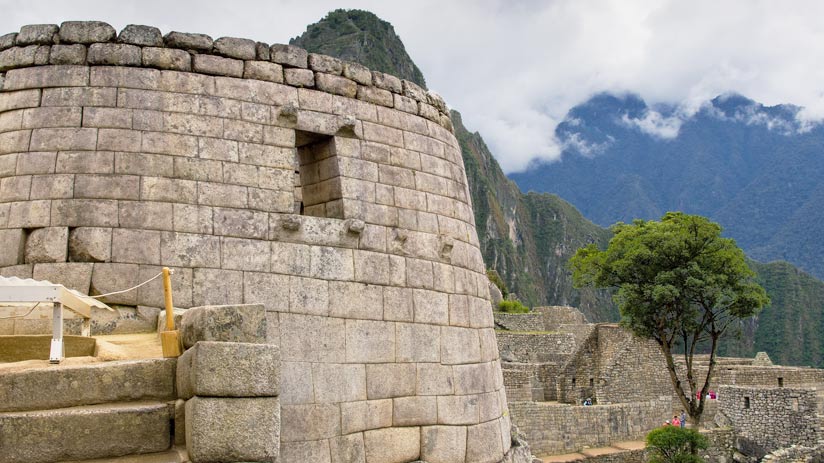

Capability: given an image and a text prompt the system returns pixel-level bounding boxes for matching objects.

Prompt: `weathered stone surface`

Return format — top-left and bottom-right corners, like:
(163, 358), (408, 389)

(284, 67), (314, 87)
(185, 396), (280, 463)
(49, 44), (86, 65)
(87, 43), (141, 66)
(281, 440), (331, 463)
(0, 358), (175, 412)
(179, 304), (266, 348)
(118, 24), (163, 46)
(68, 227), (111, 262)
(213, 36), (256, 60)
(164, 31), (213, 52)
(270, 43), (308, 68)
(363, 427), (421, 463)
(466, 419), (505, 463)
(343, 62), (372, 85)
(311, 362), (367, 403)
(330, 433), (366, 463)
(177, 341), (279, 399)
(280, 403), (340, 442)
(422, 425), (468, 463)
(366, 363), (415, 399)
(16, 25), (57, 46)
(346, 319), (395, 363)
(437, 394), (480, 425)
(141, 47), (191, 71)
(244, 60), (284, 83)
(358, 85), (393, 107)
(0, 228), (25, 266)
(24, 226), (68, 263)
(308, 53), (343, 75)
(341, 399), (393, 435)
(59, 21), (116, 44)
(0, 401), (170, 463)
(393, 396), (437, 426)
(372, 71), (402, 93)
(315, 72), (357, 98)
(0, 33), (16, 51)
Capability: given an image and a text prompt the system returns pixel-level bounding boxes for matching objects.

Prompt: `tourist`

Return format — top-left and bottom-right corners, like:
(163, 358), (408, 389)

(672, 415), (681, 427)
(680, 410), (687, 428)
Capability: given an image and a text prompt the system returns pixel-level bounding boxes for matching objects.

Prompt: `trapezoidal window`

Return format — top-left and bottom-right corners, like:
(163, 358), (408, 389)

(294, 131), (343, 218)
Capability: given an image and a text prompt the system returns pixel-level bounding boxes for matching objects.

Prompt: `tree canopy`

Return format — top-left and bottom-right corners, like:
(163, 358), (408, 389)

(571, 212), (769, 424)
(646, 426), (708, 463)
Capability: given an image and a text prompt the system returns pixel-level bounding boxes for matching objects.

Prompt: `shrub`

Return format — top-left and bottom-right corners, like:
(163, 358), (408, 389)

(486, 269), (508, 297)
(646, 426), (708, 463)
(497, 300), (530, 313)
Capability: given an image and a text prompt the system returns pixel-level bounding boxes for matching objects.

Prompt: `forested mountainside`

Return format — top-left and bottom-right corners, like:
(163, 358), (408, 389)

(296, 9), (824, 367)
(290, 9), (427, 88)
(510, 93), (824, 281)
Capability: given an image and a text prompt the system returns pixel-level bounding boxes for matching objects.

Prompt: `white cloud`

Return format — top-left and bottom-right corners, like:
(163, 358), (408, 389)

(620, 111), (683, 139)
(2, 0), (824, 172)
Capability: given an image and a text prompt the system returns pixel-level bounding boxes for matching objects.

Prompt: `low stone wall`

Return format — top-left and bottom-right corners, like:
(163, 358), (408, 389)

(534, 306), (588, 325)
(508, 398), (671, 456)
(497, 331), (577, 364)
(502, 363), (538, 402)
(718, 386), (823, 456)
(494, 312), (546, 332)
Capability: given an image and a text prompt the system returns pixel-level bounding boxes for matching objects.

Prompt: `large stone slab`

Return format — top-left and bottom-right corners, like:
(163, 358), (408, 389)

(0, 401), (170, 463)
(177, 341), (279, 399)
(179, 304), (266, 348)
(185, 396), (280, 463)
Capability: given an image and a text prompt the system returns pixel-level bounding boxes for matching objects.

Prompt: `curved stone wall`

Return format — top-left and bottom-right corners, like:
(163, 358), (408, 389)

(0, 22), (516, 462)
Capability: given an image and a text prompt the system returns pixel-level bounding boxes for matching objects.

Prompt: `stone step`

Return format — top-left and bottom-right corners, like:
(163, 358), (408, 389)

(0, 358), (175, 412)
(0, 401), (171, 463)
(59, 446), (188, 463)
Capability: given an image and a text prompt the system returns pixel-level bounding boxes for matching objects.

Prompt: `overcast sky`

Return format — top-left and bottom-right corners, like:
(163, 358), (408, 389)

(2, 0), (823, 172)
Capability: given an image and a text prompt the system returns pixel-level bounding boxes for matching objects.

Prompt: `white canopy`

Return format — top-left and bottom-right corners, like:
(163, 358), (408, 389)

(0, 276), (112, 318)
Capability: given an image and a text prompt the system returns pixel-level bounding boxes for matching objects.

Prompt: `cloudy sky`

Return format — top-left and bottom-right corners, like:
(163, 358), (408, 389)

(2, 0), (823, 172)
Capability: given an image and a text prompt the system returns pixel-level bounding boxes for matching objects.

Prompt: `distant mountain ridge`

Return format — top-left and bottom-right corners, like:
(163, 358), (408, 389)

(292, 9), (824, 367)
(511, 92), (824, 280)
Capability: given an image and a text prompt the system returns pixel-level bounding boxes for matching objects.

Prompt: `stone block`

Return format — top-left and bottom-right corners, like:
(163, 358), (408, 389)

(51, 199), (117, 228)
(137, 265), (193, 309)
(49, 44), (86, 65)
(0, 264), (32, 279)
(59, 21), (116, 44)
(118, 24), (163, 46)
(366, 363), (415, 399)
(271, 241), (311, 276)
(315, 72), (358, 98)
(466, 419), (505, 463)
(341, 399), (393, 435)
(422, 425), (468, 463)
(54, 151), (113, 175)
(242, 271), (288, 313)
(110, 228), (161, 265)
(396, 322), (440, 362)
(363, 427), (420, 463)
(0, 32), (14, 50)
(68, 227), (112, 262)
(24, 227), (68, 263)
(309, 245), (354, 280)
(142, 131), (198, 157)
(173, 204), (213, 235)
(193, 54), (243, 77)
(441, 326), (482, 365)
(141, 46), (191, 71)
(402, 80), (427, 102)
(279, 313), (345, 363)
(478, 391), (502, 423)
(479, 328), (499, 362)
(244, 60), (284, 83)
(118, 201), (173, 231)
(281, 440), (331, 463)
(16, 24), (57, 45)
(279, 361), (313, 405)
(213, 36), (256, 60)
(469, 297), (495, 328)
(0, 46), (38, 72)
(41, 87), (115, 107)
(312, 362), (367, 403)
(394, 94), (418, 114)
(308, 53), (343, 74)
(73, 174), (139, 200)
(179, 303), (265, 348)
(220, 237), (270, 272)
(353, 250), (391, 285)
(407, 258), (434, 289)
(346, 319), (395, 363)
(372, 71), (402, 93)
(0, 228), (25, 266)
(288, 276), (329, 316)
(197, 182), (247, 208)
(437, 394), (480, 425)
(417, 363), (455, 396)
(393, 396), (437, 426)
(9, 199), (51, 228)
(449, 294), (471, 327)
(87, 43), (141, 66)
(177, 341), (279, 399)
(357, 85), (393, 107)
(331, 433), (366, 463)
(160, 231), (220, 267)
(270, 44), (308, 68)
(343, 62), (372, 85)
(30, 127), (97, 151)
(164, 31), (213, 52)
(191, 268), (243, 307)
(328, 281), (383, 320)
(280, 403), (340, 442)
(185, 396), (280, 463)
(90, 262), (139, 304)
(0, 175), (31, 202)
(255, 42), (270, 60)
(454, 362), (496, 395)
(414, 289), (449, 325)
(29, 175), (73, 200)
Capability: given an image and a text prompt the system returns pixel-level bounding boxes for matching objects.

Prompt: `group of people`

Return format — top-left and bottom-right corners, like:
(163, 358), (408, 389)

(664, 410), (688, 428)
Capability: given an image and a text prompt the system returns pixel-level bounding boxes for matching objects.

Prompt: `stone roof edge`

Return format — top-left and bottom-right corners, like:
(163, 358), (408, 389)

(0, 21), (454, 132)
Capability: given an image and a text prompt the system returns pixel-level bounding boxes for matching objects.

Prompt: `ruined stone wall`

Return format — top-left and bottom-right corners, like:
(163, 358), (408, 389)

(718, 386), (823, 455)
(496, 331), (577, 364)
(508, 398), (671, 456)
(534, 306), (588, 325)
(494, 312), (546, 332)
(0, 21), (522, 463)
(501, 364), (537, 402)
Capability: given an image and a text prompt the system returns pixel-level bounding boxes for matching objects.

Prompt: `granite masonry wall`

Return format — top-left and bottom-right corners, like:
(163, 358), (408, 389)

(0, 21), (527, 463)
(508, 398), (671, 455)
(718, 386), (824, 456)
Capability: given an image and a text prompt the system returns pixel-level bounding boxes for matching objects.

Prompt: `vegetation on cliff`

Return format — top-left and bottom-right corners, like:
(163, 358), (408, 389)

(290, 9), (427, 88)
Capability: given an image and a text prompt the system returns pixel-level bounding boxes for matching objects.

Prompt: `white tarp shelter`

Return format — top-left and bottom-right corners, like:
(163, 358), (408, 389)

(0, 276), (112, 363)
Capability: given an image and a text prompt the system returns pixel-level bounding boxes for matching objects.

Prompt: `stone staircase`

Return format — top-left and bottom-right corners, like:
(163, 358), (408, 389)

(0, 358), (179, 463)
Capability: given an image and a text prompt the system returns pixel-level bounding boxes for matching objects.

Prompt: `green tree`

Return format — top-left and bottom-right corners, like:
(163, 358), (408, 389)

(646, 426), (708, 462)
(571, 212), (769, 426)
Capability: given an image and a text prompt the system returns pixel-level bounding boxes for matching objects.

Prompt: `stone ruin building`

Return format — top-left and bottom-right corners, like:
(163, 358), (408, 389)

(495, 306), (824, 462)
(0, 21), (533, 463)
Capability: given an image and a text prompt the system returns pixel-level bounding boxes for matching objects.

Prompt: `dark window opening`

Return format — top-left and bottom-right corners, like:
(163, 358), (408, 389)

(295, 131), (342, 218)
(744, 397), (750, 409)
(589, 378), (594, 388)
(778, 377), (784, 387)
(572, 378), (576, 387)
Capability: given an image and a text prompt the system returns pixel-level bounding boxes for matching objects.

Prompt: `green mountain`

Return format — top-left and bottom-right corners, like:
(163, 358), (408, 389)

(291, 9), (824, 367)
(290, 9), (427, 89)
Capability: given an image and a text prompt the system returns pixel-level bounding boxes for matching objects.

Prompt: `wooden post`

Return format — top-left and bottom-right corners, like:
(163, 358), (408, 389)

(160, 267), (183, 357)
